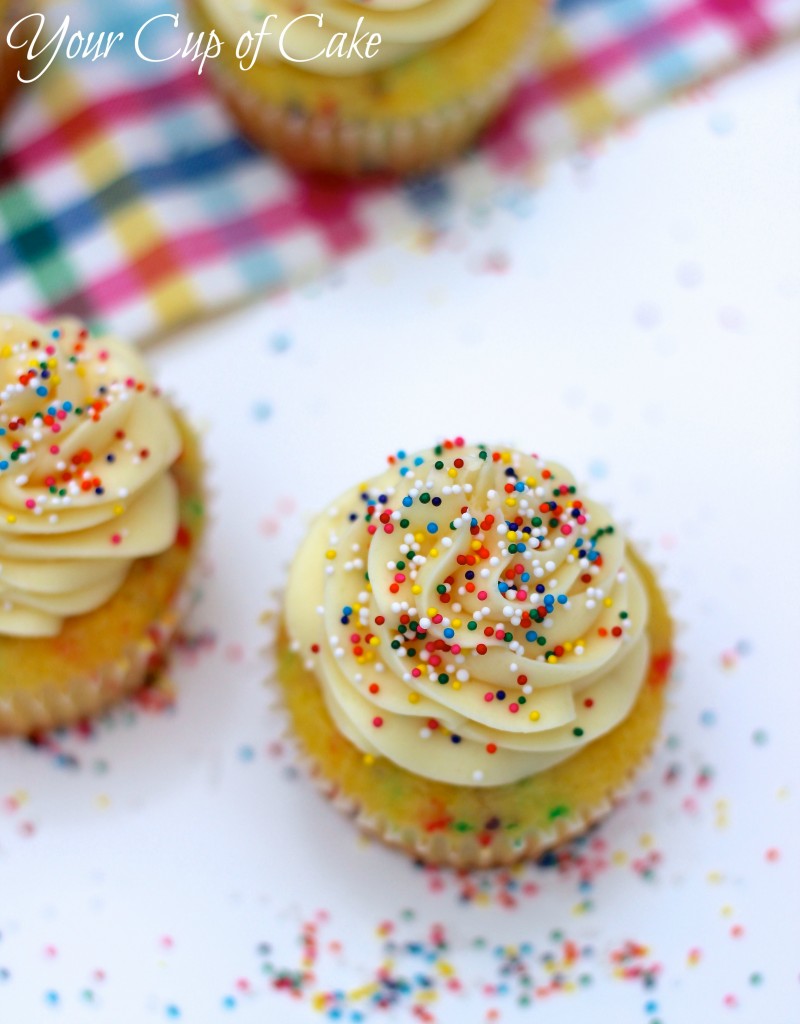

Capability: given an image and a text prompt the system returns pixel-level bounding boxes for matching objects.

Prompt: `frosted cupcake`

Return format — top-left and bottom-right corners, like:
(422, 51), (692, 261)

(188, 0), (548, 175)
(0, 315), (205, 735)
(277, 439), (673, 867)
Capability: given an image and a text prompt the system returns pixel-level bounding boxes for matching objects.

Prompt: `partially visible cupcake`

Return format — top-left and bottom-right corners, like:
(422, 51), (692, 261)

(0, 1), (24, 119)
(188, 0), (549, 175)
(277, 440), (674, 867)
(0, 315), (205, 735)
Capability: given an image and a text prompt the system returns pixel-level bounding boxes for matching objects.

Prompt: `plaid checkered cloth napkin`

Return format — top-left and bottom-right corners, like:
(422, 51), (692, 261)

(0, 0), (798, 342)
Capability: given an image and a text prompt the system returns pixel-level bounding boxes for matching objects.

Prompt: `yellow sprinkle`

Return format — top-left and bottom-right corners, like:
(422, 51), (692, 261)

(365, 582), (372, 593)
(414, 532), (424, 543)
(6, 514), (16, 524)
(437, 962), (454, 977)
(368, 636), (380, 646)
(546, 655), (557, 663)
(612, 850), (627, 865)
(529, 710), (540, 721)
(452, 681), (461, 691)
(356, 656), (366, 665)
(113, 504), (124, 516)
(604, 597), (613, 607)
(447, 468), (457, 478)
(427, 607), (437, 617)
(325, 549), (336, 560)
(362, 754), (375, 766)
(50, 374), (60, 386)
(452, 619), (462, 629)
(505, 497), (517, 507)
(429, 548), (438, 558)
(76, 365), (86, 378)
(0, 345), (11, 358)
(353, 602), (361, 611)
(501, 451), (511, 463)
(525, 476), (537, 486)
(507, 530), (517, 540)
(470, 540), (482, 551)
(411, 585), (422, 595)
(564, 641), (573, 652)
(311, 993), (326, 1011)
(640, 833), (653, 848)
(408, 693), (420, 704)
(721, 905), (733, 917)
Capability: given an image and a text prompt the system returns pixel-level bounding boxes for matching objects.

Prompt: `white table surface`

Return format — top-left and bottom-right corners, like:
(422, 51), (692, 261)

(0, 43), (798, 1024)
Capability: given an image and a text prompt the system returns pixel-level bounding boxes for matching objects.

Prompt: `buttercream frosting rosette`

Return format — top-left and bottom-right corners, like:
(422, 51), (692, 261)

(278, 439), (674, 866)
(0, 315), (205, 735)
(188, 0), (549, 175)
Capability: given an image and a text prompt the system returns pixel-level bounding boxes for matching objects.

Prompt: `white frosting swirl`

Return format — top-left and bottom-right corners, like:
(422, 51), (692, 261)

(286, 442), (651, 787)
(0, 316), (181, 638)
(203, 0), (494, 76)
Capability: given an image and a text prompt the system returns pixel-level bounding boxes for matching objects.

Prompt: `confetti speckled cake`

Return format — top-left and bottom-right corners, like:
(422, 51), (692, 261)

(0, 315), (205, 735)
(277, 439), (673, 867)
(188, 0), (549, 175)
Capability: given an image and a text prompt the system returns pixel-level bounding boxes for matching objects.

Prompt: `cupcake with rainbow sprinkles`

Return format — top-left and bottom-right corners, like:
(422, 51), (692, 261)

(0, 315), (205, 735)
(278, 439), (673, 867)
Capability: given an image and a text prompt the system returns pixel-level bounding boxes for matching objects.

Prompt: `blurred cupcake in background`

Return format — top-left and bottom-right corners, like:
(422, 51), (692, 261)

(0, 315), (206, 736)
(0, 0), (25, 119)
(188, 0), (550, 175)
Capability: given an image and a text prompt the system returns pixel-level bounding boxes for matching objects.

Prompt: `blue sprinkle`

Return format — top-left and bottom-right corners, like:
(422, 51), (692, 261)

(221, 996), (236, 1010)
(397, 450), (406, 459)
(62, 401), (72, 412)
(402, 497), (412, 507)
(557, 594), (568, 604)
(0, 462), (8, 472)
(269, 332), (292, 353)
(426, 523), (438, 534)
(414, 457), (424, 466)
(525, 631), (537, 641)
(443, 628), (454, 639)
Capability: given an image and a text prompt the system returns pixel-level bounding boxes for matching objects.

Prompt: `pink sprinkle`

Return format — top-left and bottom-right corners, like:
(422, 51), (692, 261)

(49, 445), (59, 454)
(110, 534), (122, 545)
(411, 668), (421, 677)
(477, 591), (488, 600)
(560, 524), (572, 535)
(516, 590), (527, 601)
(25, 499), (35, 509)
(56, 409), (66, 420)
(484, 693), (494, 702)
(350, 633), (360, 643)
(509, 703), (519, 713)
(432, 614), (443, 624)
(450, 644), (461, 654)
(51, 424), (61, 434)
(394, 573), (406, 583)
(372, 716), (383, 728)
(367, 524), (377, 534)
(383, 524), (394, 534)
